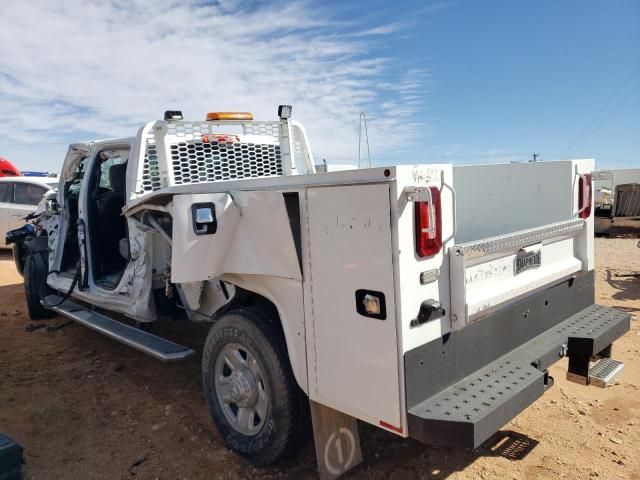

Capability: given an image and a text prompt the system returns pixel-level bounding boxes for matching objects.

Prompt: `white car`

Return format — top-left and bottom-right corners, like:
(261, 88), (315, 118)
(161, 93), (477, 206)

(0, 176), (58, 248)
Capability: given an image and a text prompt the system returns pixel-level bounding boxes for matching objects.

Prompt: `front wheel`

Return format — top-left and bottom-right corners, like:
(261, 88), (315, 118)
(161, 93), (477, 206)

(12, 243), (25, 277)
(24, 252), (56, 320)
(202, 307), (309, 466)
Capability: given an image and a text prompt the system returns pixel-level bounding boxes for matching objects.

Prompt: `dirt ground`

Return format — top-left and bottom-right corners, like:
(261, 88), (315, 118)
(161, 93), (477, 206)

(0, 237), (638, 480)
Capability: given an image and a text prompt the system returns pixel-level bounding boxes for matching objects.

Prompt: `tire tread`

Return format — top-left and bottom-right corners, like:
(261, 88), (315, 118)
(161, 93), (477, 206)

(24, 253), (55, 320)
(202, 306), (309, 465)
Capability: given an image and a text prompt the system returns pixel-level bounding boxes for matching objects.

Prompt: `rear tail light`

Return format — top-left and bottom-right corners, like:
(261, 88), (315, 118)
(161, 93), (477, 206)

(415, 187), (442, 257)
(578, 173), (593, 219)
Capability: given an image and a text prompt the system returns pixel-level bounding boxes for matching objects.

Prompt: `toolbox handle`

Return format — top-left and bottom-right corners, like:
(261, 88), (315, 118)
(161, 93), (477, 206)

(404, 186), (436, 239)
(577, 172), (590, 216)
(441, 170), (457, 242)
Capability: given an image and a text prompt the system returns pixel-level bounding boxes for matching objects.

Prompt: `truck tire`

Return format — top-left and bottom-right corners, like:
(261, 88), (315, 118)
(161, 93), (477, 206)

(24, 252), (56, 320)
(202, 307), (309, 466)
(12, 243), (25, 277)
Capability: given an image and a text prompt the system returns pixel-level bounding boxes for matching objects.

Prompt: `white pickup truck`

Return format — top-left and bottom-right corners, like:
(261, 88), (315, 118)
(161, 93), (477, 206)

(13, 107), (629, 473)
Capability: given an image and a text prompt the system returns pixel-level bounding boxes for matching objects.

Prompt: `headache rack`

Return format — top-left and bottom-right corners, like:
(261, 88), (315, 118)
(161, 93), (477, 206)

(131, 117), (315, 199)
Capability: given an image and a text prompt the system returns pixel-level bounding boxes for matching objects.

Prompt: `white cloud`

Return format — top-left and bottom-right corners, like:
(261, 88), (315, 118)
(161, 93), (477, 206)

(0, 0), (428, 170)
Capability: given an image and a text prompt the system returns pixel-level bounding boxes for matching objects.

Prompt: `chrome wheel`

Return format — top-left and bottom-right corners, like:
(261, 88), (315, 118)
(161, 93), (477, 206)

(214, 342), (269, 436)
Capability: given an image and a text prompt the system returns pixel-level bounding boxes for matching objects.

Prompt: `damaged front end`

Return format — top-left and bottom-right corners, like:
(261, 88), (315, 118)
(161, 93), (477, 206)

(5, 192), (56, 276)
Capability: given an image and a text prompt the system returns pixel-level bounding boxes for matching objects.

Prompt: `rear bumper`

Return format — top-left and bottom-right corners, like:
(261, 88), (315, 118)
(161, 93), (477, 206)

(404, 272), (631, 448)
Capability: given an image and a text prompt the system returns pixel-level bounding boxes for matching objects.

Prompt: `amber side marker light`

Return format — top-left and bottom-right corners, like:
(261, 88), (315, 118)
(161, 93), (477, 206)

(206, 112), (253, 121)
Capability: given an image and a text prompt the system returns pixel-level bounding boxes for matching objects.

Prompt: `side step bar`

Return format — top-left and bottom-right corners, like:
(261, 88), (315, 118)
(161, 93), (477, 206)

(43, 295), (195, 362)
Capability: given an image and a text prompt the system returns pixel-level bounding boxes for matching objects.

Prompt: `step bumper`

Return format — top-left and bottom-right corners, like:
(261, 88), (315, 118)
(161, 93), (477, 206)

(407, 304), (630, 449)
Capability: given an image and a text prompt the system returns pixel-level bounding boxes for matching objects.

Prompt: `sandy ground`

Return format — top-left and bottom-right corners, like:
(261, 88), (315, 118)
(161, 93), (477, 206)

(0, 237), (638, 480)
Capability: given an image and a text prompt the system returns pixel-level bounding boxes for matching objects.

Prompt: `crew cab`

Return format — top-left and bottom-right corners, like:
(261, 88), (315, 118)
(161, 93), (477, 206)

(14, 107), (630, 474)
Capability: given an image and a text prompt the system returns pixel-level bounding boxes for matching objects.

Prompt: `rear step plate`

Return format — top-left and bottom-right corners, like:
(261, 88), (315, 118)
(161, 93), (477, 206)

(408, 358), (545, 449)
(408, 304), (630, 449)
(589, 358), (624, 388)
(43, 295), (195, 362)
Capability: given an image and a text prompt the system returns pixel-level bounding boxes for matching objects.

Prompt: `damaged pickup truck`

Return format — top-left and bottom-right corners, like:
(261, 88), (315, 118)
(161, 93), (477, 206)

(12, 106), (630, 472)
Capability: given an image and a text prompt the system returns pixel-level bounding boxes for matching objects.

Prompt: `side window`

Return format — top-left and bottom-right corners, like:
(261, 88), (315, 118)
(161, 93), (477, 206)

(14, 183), (47, 206)
(100, 158), (119, 190)
(97, 149), (129, 193)
(0, 183), (11, 203)
(68, 157), (89, 195)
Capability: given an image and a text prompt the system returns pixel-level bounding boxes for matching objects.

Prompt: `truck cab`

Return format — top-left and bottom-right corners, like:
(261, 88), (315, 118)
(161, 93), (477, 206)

(52, 143), (130, 285)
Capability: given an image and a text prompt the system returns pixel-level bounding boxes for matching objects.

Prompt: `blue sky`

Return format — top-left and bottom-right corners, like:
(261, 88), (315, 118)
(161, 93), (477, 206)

(1, 0), (638, 172)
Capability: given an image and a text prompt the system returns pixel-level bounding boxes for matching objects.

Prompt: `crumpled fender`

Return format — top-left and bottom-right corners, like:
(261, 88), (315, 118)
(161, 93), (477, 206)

(171, 191), (301, 283)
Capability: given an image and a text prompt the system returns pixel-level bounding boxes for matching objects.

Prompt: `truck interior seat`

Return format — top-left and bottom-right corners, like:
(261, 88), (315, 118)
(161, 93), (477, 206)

(95, 162), (128, 275)
(118, 237), (129, 261)
(60, 195), (80, 272)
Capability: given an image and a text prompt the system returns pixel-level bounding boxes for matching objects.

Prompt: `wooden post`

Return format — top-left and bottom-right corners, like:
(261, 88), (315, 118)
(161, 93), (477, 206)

(309, 400), (363, 480)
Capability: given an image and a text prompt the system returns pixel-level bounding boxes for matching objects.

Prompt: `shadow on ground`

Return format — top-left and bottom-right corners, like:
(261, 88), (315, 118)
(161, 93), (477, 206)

(333, 425), (539, 479)
(606, 269), (640, 307)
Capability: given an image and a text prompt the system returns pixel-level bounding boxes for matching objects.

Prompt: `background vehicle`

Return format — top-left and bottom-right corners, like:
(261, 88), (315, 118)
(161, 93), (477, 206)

(13, 108), (630, 477)
(594, 169), (640, 235)
(0, 177), (58, 248)
(0, 157), (21, 177)
(1, 177), (58, 276)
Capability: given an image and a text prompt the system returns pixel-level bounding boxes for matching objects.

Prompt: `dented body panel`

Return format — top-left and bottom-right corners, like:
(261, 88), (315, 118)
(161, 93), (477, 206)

(170, 191), (301, 283)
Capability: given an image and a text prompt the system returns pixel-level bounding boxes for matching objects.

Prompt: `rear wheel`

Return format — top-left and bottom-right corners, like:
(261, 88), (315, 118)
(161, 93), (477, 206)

(24, 252), (56, 320)
(202, 307), (309, 466)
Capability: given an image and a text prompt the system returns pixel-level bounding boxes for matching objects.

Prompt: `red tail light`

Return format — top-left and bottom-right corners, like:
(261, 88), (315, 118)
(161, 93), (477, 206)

(415, 187), (442, 257)
(578, 173), (592, 219)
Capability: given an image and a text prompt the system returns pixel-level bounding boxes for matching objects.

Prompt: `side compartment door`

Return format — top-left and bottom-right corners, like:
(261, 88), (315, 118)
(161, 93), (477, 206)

(305, 184), (402, 432)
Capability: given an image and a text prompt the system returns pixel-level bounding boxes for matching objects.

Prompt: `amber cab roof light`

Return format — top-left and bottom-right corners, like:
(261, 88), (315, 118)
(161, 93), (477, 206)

(206, 112), (253, 121)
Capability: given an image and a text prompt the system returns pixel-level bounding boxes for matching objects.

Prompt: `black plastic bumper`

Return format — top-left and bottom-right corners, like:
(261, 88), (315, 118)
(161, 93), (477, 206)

(405, 273), (631, 449)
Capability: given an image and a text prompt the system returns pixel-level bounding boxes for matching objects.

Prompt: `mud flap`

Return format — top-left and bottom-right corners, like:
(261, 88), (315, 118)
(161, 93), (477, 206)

(310, 400), (363, 480)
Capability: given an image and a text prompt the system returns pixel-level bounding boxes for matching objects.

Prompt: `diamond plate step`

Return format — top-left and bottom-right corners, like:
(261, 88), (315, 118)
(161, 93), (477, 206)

(589, 358), (624, 388)
(407, 304), (630, 449)
(408, 357), (544, 449)
(43, 295), (194, 362)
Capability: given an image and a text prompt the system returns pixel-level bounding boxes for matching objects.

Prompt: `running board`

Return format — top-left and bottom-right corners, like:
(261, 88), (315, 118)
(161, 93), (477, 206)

(43, 295), (195, 362)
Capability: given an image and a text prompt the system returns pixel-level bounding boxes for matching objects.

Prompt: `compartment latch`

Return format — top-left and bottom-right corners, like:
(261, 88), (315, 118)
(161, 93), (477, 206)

(410, 300), (446, 328)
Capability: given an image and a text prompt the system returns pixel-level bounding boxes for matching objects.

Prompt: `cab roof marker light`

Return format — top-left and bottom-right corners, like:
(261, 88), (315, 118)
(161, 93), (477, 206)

(206, 112), (253, 121)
